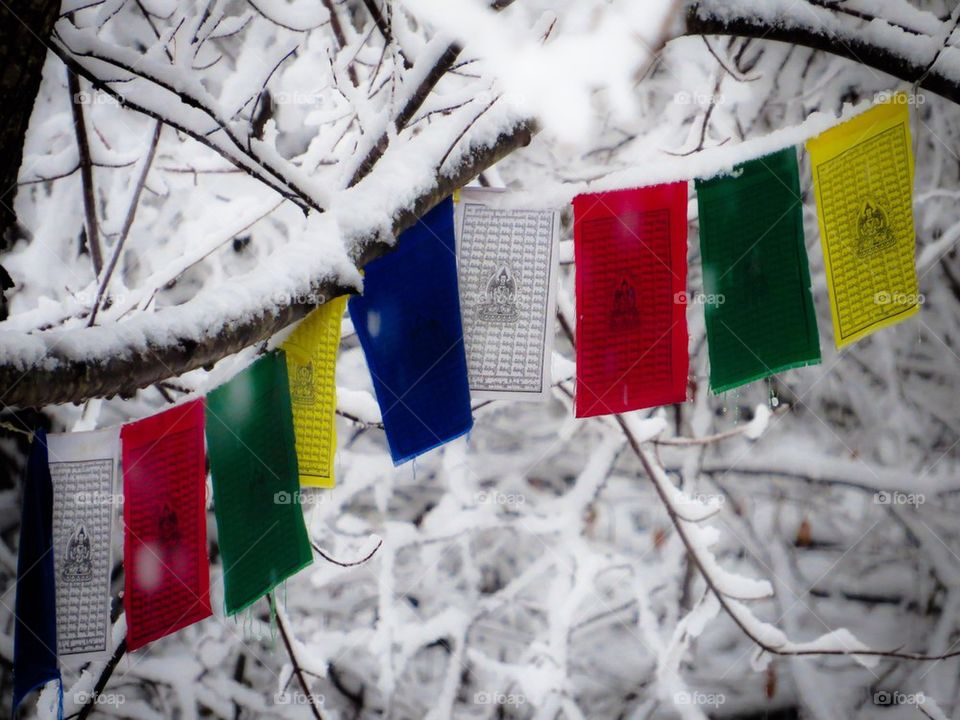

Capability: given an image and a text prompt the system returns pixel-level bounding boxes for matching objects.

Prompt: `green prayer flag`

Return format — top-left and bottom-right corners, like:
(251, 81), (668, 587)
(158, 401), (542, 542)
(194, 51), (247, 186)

(695, 147), (820, 393)
(206, 351), (313, 615)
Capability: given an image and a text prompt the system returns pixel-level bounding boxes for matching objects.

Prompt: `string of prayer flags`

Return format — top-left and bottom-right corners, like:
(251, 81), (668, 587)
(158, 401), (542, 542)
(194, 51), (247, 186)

(205, 351), (312, 616)
(572, 183), (689, 417)
(282, 297), (347, 487)
(48, 427), (118, 664)
(349, 196), (474, 464)
(807, 94), (920, 348)
(695, 147), (821, 393)
(455, 188), (560, 401)
(13, 430), (61, 718)
(121, 400), (211, 651)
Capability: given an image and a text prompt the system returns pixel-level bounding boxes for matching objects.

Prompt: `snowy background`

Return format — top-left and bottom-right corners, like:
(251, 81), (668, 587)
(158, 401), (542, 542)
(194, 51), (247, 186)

(3, 0), (960, 718)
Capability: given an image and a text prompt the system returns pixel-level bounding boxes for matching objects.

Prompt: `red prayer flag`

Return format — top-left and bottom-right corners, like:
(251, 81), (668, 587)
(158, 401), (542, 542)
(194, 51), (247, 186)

(573, 183), (689, 417)
(121, 399), (211, 651)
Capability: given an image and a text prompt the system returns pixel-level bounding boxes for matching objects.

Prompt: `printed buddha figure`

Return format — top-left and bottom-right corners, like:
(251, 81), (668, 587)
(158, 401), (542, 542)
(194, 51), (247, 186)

(610, 278), (640, 330)
(856, 199), (895, 257)
(62, 523), (94, 583)
(290, 361), (315, 405)
(480, 265), (519, 323)
(159, 503), (181, 546)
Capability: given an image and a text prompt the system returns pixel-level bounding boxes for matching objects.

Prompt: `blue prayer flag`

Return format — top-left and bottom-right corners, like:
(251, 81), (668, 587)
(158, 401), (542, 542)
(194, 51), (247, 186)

(349, 197), (473, 464)
(13, 429), (61, 718)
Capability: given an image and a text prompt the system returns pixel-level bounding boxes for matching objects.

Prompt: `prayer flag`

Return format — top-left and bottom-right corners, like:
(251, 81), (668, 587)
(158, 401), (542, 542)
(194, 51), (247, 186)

(121, 399), (211, 651)
(282, 297), (346, 487)
(48, 427), (119, 663)
(13, 430), (61, 718)
(695, 147), (821, 392)
(205, 351), (313, 616)
(349, 197), (473, 464)
(455, 188), (560, 401)
(572, 183), (689, 417)
(807, 95), (920, 347)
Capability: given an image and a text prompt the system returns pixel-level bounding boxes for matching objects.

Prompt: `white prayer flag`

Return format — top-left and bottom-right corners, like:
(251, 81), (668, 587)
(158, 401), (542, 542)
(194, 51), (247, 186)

(455, 188), (560, 401)
(47, 427), (119, 663)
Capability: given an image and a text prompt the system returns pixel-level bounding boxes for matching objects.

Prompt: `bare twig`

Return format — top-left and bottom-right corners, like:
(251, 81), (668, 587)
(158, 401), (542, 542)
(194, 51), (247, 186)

(322, 0), (359, 87)
(312, 537), (383, 567)
(654, 404), (790, 445)
(67, 69), (103, 276)
(268, 594), (325, 720)
(87, 120), (162, 326)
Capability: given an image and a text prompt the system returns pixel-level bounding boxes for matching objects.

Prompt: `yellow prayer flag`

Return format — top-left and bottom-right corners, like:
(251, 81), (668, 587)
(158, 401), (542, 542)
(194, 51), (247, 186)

(807, 95), (920, 348)
(282, 297), (346, 487)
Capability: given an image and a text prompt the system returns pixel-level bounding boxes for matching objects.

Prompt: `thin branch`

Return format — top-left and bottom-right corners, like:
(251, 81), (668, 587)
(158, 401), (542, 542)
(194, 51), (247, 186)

(311, 537), (383, 567)
(67, 69), (103, 276)
(246, 0), (329, 32)
(87, 120), (161, 326)
(268, 594), (325, 720)
(73, 637), (127, 720)
(654, 404), (790, 445)
(436, 94), (500, 172)
(321, 0), (358, 87)
(362, 0), (410, 68)
(336, 408), (383, 428)
(73, 600), (128, 720)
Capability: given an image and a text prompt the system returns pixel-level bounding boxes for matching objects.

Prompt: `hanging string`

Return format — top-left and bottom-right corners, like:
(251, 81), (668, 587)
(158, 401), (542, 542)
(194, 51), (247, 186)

(268, 591), (279, 645)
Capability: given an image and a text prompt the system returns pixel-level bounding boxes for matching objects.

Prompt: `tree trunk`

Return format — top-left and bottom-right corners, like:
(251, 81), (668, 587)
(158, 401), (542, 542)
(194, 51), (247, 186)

(0, 0), (61, 244)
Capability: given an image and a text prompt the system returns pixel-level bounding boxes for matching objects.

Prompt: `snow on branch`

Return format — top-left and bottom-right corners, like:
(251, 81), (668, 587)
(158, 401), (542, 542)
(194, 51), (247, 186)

(0, 117), (534, 408)
(0, 0), (538, 408)
(687, 0), (960, 104)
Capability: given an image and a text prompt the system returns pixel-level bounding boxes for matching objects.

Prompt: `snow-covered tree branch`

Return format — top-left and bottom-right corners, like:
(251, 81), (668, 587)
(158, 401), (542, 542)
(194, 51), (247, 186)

(3, 1), (960, 719)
